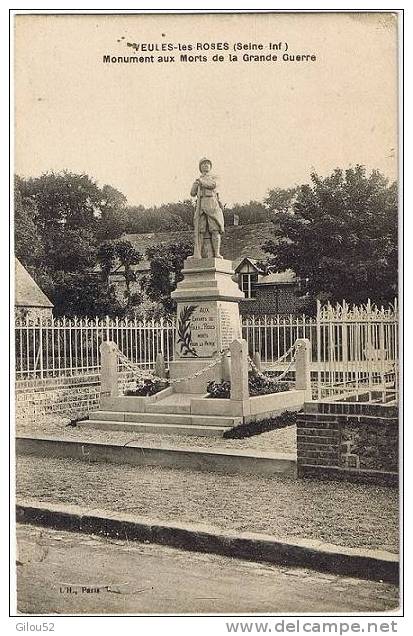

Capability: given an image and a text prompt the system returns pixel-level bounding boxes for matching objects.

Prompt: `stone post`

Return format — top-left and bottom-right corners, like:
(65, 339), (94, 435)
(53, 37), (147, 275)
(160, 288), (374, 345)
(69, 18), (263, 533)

(230, 339), (249, 403)
(221, 351), (231, 381)
(155, 352), (166, 379)
(100, 341), (118, 398)
(295, 338), (312, 400)
(252, 351), (262, 372)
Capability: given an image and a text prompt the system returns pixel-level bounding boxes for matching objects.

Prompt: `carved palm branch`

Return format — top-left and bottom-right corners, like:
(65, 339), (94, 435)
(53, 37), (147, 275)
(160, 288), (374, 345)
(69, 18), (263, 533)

(177, 305), (198, 356)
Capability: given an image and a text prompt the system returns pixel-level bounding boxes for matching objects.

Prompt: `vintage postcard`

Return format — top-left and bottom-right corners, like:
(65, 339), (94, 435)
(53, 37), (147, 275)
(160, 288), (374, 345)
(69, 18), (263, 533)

(12, 10), (401, 619)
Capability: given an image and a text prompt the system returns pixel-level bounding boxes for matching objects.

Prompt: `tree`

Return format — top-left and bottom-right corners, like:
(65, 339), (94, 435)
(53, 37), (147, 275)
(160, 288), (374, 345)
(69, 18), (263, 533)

(16, 172), (103, 273)
(264, 187), (298, 214)
(14, 178), (44, 267)
(96, 242), (117, 283)
(50, 271), (125, 318)
(262, 166), (398, 310)
(144, 241), (193, 315)
(18, 171), (102, 231)
(114, 240), (143, 308)
(228, 201), (270, 226)
(162, 200), (194, 229)
(124, 204), (189, 234)
(97, 240), (143, 312)
(15, 172), (132, 316)
(96, 184), (128, 241)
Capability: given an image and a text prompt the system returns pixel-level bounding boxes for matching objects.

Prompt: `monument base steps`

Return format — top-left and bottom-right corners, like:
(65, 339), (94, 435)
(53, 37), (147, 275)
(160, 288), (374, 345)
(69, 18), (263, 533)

(88, 409), (239, 427)
(145, 392), (194, 414)
(85, 392), (242, 436)
(81, 419), (231, 437)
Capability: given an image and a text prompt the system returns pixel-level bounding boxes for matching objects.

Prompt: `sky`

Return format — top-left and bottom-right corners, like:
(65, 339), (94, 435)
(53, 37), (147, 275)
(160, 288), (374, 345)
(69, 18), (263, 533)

(14, 12), (398, 207)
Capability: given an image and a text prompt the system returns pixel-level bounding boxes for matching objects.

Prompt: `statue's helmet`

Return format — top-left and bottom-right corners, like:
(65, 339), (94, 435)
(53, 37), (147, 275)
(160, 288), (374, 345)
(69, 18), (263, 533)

(199, 157), (212, 171)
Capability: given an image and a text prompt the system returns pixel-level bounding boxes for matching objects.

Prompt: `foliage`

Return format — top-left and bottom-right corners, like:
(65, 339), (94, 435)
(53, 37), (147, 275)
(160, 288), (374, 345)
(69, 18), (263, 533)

(96, 242), (117, 282)
(262, 166), (398, 310)
(206, 370), (290, 399)
(96, 239), (143, 314)
(96, 184), (128, 242)
(264, 187), (298, 213)
(14, 178), (44, 268)
(14, 165), (398, 317)
(17, 171), (101, 230)
(124, 378), (169, 396)
(44, 225), (98, 272)
(248, 370), (290, 397)
(223, 410), (298, 439)
(206, 380), (232, 399)
(160, 200), (195, 229)
(113, 240), (142, 298)
(225, 200), (270, 226)
(15, 172), (140, 317)
(124, 202), (192, 233)
(49, 271), (125, 318)
(144, 240), (193, 315)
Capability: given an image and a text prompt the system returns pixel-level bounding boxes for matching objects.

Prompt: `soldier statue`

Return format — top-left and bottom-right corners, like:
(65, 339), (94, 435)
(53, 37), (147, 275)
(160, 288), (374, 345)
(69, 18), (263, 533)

(190, 158), (225, 259)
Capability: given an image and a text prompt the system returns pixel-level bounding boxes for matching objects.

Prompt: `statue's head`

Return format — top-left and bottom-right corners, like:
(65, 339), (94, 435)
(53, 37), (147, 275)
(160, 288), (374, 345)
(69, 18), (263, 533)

(199, 158), (212, 174)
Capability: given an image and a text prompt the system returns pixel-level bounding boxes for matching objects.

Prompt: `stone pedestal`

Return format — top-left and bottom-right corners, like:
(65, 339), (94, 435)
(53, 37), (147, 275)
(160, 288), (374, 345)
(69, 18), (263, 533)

(170, 257), (244, 393)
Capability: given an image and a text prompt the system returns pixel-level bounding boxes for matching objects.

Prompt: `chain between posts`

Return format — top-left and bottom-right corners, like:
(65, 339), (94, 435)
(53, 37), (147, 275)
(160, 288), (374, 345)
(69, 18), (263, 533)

(115, 346), (230, 385)
(116, 341), (297, 387)
(248, 343), (296, 382)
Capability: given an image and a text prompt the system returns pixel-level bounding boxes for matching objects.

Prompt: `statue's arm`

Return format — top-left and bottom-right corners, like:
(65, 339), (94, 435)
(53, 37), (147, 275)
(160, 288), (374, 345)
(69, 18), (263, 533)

(199, 177), (216, 190)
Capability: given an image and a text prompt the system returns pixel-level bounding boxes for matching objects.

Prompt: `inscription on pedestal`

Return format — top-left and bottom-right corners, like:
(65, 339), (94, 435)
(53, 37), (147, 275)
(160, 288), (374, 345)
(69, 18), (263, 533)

(218, 302), (242, 351)
(176, 303), (218, 358)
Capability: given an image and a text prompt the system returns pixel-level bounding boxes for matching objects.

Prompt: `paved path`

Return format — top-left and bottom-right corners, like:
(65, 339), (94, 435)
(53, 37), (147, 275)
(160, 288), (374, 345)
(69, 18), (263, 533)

(16, 455), (399, 551)
(16, 524), (399, 615)
(16, 415), (297, 453)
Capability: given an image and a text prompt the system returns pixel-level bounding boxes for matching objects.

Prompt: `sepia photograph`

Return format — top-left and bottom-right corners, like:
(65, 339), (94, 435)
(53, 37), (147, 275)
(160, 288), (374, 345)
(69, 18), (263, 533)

(12, 9), (401, 617)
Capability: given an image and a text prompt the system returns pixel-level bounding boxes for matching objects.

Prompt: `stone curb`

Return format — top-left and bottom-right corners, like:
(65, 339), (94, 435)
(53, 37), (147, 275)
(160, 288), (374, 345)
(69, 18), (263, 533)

(16, 500), (399, 584)
(16, 435), (297, 477)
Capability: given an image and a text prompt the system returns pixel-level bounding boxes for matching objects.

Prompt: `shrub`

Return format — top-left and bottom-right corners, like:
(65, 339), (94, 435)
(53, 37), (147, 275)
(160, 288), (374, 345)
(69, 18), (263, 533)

(206, 368), (290, 399)
(124, 378), (169, 397)
(206, 380), (231, 399)
(248, 373), (289, 397)
(223, 410), (298, 439)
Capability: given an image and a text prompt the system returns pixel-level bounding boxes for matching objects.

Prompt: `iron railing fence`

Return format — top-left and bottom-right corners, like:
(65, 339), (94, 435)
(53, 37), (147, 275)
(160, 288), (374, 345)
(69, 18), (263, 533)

(14, 300), (399, 404)
(315, 300), (399, 402)
(14, 316), (176, 379)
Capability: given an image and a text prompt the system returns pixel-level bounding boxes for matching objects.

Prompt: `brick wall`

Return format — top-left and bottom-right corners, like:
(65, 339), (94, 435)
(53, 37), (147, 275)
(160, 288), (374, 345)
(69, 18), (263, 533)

(240, 285), (303, 316)
(297, 401), (399, 485)
(15, 371), (134, 421)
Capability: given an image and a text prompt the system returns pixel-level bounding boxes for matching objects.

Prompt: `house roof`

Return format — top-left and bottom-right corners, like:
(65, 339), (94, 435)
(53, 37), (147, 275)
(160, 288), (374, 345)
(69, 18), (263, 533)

(256, 269), (297, 285)
(15, 258), (54, 308)
(234, 257), (264, 274)
(123, 222), (276, 263)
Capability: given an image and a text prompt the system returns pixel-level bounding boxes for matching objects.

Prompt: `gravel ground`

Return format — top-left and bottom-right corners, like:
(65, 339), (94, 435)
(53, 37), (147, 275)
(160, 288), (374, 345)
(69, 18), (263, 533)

(16, 416), (297, 454)
(16, 455), (399, 553)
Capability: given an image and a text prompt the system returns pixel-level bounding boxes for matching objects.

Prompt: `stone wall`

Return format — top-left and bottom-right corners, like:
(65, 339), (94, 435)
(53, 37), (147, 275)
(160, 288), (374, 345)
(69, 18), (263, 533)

(15, 371), (134, 421)
(15, 306), (53, 321)
(297, 401), (399, 485)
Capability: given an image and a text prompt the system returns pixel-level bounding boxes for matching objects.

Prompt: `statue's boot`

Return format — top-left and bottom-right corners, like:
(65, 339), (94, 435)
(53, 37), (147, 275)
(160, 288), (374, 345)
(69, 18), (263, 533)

(212, 231), (223, 258)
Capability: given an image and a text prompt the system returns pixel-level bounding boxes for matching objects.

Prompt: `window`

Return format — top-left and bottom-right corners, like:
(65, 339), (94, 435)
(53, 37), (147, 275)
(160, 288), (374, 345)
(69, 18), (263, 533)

(240, 273), (258, 299)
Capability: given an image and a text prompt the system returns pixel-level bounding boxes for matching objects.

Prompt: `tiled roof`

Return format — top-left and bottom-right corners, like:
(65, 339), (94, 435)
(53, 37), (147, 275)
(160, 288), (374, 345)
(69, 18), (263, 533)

(15, 258), (54, 308)
(256, 269), (297, 285)
(123, 222), (276, 263)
